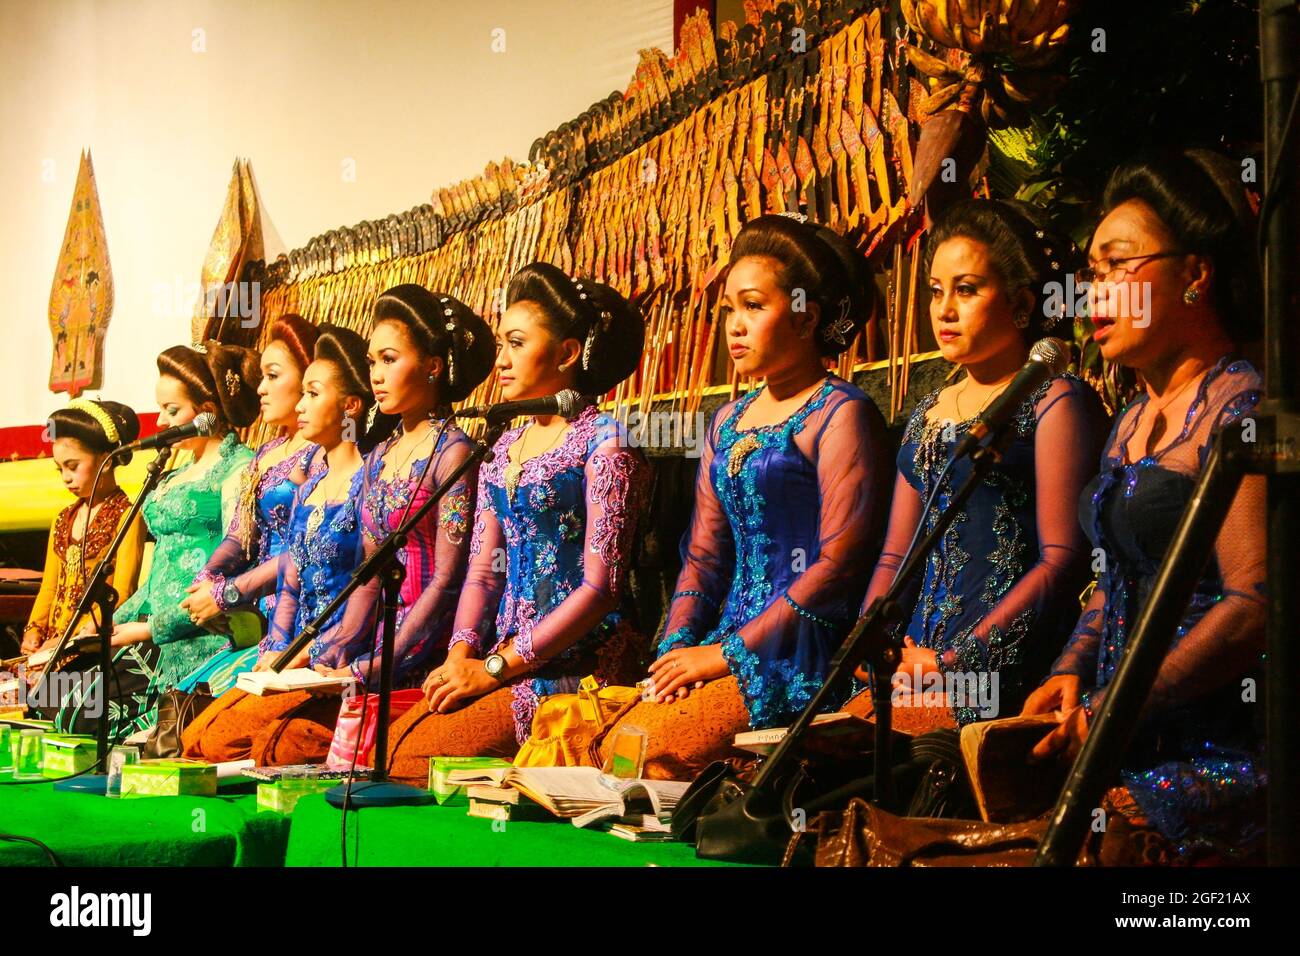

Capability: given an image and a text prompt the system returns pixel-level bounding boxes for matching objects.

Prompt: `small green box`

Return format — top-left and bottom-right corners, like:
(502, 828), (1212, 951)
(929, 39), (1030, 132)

(120, 758), (217, 798)
(256, 779), (334, 813)
(41, 734), (99, 777)
(427, 756), (513, 805)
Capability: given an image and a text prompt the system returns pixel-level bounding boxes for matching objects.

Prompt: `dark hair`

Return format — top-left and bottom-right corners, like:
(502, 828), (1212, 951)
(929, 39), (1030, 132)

(505, 262), (645, 395)
(373, 284), (495, 403)
(157, 341), (262, 430)
(47, 400), (141, 464)
(1101, 149), (1261, 343)
(925, 199), (1079, 342)
(313, 324), (394, 454)
(269, 313), (318, 373)
(727, 214), (876, 356)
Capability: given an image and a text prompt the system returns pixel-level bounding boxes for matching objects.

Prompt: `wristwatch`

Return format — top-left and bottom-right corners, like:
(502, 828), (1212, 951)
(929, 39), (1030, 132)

(222, 582), (242, 608)
(483, 653), (508, 680)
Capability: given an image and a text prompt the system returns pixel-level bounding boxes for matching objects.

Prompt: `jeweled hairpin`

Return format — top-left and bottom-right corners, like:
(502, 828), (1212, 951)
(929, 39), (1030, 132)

(778, 211), (809, 224)
(821, 296), (855, 346)
(224, 369), (240, 397)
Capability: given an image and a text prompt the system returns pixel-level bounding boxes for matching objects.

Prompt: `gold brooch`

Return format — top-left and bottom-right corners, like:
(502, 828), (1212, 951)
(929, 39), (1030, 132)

(727, 433), (761, 478)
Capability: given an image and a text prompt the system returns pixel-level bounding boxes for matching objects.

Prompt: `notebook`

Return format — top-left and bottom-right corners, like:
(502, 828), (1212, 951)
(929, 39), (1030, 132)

(236, 668), (354, 696)
(959, 713), (1065, 822)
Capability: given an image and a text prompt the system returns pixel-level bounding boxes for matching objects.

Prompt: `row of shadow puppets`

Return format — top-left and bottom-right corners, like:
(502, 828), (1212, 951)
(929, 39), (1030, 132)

(30, 360), (1266, 864)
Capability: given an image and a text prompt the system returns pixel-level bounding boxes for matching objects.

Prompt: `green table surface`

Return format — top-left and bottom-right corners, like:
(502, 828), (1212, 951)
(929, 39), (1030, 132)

(284, 794), (749, 867)
(0, 781), (751, 868)
(0, 778), (287, 866)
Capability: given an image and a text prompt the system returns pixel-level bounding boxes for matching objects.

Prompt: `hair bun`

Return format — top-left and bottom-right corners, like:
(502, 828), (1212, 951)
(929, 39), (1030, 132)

(506, 262), (645, 396)
(202, 340), (262, 429)
(373, 285), (494, 403)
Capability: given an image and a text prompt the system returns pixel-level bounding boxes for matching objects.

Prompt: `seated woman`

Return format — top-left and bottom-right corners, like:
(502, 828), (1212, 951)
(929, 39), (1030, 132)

(55, 342), (260, 741)
(22, 400), (146, 718)
(386, 262), (649, 783)
(201, 285), (495, 765)
(841, 200), (1108, 732)
(1024, 150), (1267, 865)
(179, 314), (323, 695)
(597, 214), (890, 781)
(183, 325), (377, 763)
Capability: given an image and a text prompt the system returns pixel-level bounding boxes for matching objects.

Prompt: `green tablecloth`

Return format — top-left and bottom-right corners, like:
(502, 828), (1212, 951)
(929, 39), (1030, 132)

(0, 779), (288, 866)
(0, 782), (749, 867)
(284, 794), (748, 867)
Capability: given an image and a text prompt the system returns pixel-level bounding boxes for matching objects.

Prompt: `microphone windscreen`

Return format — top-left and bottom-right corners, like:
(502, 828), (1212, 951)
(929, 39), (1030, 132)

(1029, 337), (1070, 377)
(193, 411), (218, 435)
(556, 389), (583, 419)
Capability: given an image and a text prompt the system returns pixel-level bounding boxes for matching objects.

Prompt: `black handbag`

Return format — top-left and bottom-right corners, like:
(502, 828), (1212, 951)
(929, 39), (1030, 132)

(671, 731), (977, 866)
(142, 687), (215, 758)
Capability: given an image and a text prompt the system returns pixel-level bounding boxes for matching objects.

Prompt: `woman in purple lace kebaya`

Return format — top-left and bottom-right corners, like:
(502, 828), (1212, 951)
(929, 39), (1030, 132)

(387, 262), (649, 782)
(1024, 151), (1268, 864)
(597, 214), (890, 781)
(221, 284), (496, 766)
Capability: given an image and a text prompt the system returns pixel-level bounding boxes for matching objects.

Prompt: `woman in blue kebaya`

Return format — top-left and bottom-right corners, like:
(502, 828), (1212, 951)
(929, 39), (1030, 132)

(1025, 151), (1267, 864)
(386, 262), (649, 782)
(599, 213), (890, 780)
(842, 200), (1108, 733)
(184, 324), (382, 763)
(180, 314), (323, 695)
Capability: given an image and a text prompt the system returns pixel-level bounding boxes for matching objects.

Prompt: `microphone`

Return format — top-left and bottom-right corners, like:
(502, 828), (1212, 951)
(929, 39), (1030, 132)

(458, 390), (584, 422)
(113, 412), (218, 455)
(950, 338), (1070, 461)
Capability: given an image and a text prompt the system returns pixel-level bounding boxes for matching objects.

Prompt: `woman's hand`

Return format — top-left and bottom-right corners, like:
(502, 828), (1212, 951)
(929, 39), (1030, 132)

(1031, 704), (1088, 763)
(20, 628), (44, 656)
(423, 657), (497, 714)
(647, 644), (728, 703)
(109, 621), (152, 647)
(1021, 674), (1081, 717)
(896, 636), (940, 684)
(180, 583), (224, 627)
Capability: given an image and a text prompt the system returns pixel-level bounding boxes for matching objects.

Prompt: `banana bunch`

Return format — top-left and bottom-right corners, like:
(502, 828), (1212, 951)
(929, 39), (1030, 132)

(902, 0), (1075, 128)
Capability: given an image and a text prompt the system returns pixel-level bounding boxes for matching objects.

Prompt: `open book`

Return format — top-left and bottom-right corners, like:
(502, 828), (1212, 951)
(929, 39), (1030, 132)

(733, 711), (875, 755)
(236, 668), (355, 697)
(25, 633), (101, 668)
(445, 765), (690, 829)
(959, 713), (1064, 823)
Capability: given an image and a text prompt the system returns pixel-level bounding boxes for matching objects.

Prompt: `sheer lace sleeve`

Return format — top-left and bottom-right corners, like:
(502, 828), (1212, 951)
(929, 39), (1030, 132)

(346, 436), (478, 686)
(445, 456), (507, 659)
(262, 551), (298, 654)
(723, 390), (888, 722)
(1050, 582), (1106, 680)
(938, 378), (1107, 694)
(859, 470), (925, 626)
(512, 435), (648, 664)
(192, 457), (259, 608)
(658, 408), (734, 655)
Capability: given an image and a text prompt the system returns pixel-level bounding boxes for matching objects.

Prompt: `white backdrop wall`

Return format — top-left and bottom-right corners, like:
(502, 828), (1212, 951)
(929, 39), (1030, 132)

(0, 0), (673, 429)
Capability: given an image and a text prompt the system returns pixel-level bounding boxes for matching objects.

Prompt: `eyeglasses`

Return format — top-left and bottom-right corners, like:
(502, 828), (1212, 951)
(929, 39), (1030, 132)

(1075, 251), (1184, 285)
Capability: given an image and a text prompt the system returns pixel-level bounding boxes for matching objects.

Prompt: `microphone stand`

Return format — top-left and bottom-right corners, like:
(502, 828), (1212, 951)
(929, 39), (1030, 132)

(743, 433), (1013, 818)
(30, 447), (172, 794)
(269, 415), (510, 809)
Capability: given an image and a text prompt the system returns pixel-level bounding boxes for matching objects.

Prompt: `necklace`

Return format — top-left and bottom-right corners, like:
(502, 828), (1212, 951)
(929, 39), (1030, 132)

(954, 375), (1008, 421)
(504, 421), (566, 502)
(1140, 365), (1208, 457)
(386, 418), (439, 480)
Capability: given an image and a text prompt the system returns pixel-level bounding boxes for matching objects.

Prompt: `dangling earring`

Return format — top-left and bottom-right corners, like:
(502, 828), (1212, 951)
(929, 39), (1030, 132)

(1183, 286), (1200, 305)
(1013, 311), (1030, 330)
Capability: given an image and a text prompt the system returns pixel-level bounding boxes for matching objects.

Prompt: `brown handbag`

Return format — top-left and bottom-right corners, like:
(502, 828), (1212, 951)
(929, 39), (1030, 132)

(804, 798), (1092, 867)
(143, 688), (215, 759)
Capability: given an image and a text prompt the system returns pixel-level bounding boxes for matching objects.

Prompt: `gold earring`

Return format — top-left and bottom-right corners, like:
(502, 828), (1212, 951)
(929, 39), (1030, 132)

(1183, 286), (1200, 305)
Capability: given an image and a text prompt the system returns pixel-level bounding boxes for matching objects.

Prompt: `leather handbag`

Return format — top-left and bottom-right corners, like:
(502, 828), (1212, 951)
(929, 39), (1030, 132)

(806, 798), (1060, 867)
(143, 688), (215, 759)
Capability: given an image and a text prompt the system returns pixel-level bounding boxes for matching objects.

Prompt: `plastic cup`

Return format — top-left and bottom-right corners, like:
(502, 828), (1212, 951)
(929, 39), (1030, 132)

(14, 728), (45, 781)
(105, 745), (141, 798)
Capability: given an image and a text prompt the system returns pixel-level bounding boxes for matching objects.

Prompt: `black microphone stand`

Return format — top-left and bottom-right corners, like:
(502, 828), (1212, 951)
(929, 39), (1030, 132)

(743, 433), (1014, 818)
(30, 446), (173, 794)
(268, 415), (510, 809)
(1036, 0), (1300, 866)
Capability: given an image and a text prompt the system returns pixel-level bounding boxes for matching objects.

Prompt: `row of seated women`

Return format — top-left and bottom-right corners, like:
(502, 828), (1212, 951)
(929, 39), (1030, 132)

(21, 148), (1265, 864)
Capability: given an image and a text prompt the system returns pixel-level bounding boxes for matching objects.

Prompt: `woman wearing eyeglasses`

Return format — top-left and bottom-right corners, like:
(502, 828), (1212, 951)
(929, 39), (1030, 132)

(1023, 150), (1267, 864)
